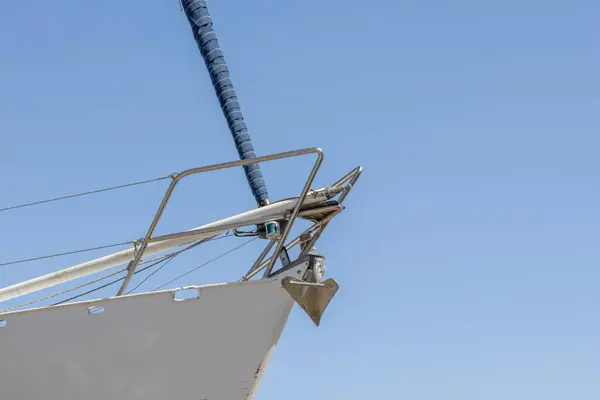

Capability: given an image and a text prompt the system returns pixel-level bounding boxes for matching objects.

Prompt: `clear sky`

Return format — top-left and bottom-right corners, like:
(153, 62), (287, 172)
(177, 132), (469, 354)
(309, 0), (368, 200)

(1, 0), (599, 399)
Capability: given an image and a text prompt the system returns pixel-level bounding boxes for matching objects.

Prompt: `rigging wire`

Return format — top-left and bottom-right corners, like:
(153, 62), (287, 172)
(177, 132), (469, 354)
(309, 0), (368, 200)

(130, 231), (232, 268)
(152, 237), (258, 291)
(0, 220), (235, 268)
(0, 241), (133, 268)
(55, 235), (252, 304)
(0, 267), (127, 313)
(0, 174), (176, 267)
(50, 260), (165, 306)
(123, 233), (228, 295)
(0, 253), (180, 313)
(0, 175), (173, 213)
(124, 256), (177, 296)
(0, 232), (234, 312)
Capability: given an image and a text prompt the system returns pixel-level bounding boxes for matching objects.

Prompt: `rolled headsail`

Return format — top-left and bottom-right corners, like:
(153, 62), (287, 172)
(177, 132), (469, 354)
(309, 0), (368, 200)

(181, 0), (270, 206)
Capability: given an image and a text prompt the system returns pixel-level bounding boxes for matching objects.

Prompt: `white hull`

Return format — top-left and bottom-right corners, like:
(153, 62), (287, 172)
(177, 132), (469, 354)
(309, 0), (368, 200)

(0, 266), (307, 400)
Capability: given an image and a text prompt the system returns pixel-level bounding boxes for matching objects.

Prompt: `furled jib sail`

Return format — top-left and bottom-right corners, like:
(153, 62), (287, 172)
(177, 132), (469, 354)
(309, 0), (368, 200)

(181, 0), (270, 206)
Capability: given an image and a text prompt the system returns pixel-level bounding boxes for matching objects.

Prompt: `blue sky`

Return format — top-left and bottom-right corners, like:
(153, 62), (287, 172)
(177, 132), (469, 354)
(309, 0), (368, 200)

(1, 0), (599, 398)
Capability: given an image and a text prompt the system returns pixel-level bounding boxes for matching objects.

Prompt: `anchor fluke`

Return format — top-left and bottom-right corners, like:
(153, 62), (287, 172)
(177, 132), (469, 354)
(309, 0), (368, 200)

(281, 276), (339, 326)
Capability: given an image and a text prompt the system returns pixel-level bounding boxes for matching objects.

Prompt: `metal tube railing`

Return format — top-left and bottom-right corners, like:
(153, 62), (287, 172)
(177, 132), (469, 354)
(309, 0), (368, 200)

(117, 147), (323, 295)
(242, 223), (321, 281)
(333, 166), (363, 204)
(242, 165), (363, 280)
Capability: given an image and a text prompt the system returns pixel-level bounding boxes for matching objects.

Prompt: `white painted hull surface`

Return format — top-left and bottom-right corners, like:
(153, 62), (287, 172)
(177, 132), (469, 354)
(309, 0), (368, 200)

(0, 267), (306, 400)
